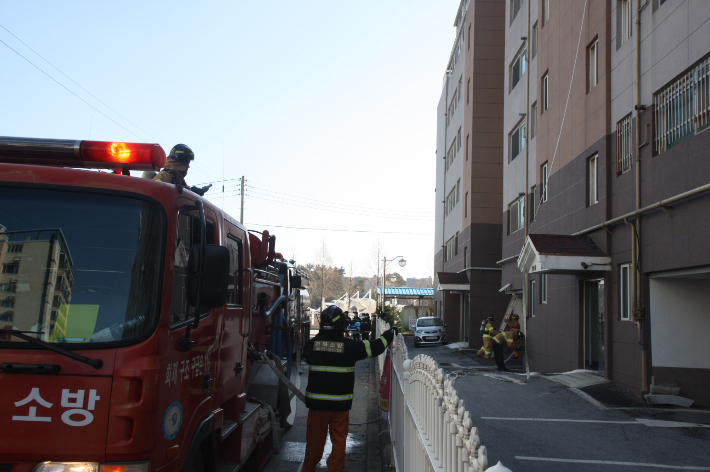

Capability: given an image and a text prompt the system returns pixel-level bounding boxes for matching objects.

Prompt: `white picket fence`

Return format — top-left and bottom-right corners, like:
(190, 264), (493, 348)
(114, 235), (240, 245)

(376, 318), (509, 472)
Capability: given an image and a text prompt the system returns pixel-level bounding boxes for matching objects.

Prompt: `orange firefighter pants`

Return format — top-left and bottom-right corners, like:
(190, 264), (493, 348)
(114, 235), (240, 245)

(302, 409), (350, 472)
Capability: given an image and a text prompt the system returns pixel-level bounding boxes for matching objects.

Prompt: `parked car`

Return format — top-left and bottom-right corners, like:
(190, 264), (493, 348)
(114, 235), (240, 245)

(413, 317), (447, 348)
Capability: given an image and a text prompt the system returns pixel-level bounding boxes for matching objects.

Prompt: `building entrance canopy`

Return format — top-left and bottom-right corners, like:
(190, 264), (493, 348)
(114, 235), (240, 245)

(518, 234), (611, 275)
(435, 272), (469, 291)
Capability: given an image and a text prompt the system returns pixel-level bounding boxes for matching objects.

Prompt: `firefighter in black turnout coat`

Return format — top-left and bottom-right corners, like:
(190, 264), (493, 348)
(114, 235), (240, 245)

(301, 305), (394, 472)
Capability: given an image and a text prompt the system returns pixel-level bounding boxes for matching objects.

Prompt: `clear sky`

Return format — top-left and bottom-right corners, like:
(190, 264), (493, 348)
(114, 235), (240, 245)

(1, 1), (460, 281)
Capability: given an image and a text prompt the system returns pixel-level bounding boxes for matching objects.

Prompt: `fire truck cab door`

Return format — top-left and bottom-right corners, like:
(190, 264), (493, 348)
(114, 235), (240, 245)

(156, 204), (222, 470)
(214, 222), (248, 413)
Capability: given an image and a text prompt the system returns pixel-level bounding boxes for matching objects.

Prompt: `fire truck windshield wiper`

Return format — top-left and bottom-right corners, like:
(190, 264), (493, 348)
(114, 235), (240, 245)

(0, 329), (103, 369)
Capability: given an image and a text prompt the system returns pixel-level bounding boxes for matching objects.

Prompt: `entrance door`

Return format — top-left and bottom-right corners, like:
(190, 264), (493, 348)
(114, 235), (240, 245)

(463, 294), (470, 342)
(584, 280), (605, 373)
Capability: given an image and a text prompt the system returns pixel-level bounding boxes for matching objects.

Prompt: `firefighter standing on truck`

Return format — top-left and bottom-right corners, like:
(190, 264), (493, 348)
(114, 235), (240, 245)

(301, 305), (394, 472)
(153, 143), (211, 195)
(477, 315), (497, 359)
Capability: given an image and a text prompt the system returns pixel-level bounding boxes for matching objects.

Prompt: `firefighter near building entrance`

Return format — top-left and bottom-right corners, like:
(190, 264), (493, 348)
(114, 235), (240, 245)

(491, 331), (525, 372)
(301, 306), (394, 472)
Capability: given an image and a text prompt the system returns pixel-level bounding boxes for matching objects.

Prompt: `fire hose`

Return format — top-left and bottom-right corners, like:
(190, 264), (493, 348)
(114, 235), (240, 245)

(259, 351), (384, 426)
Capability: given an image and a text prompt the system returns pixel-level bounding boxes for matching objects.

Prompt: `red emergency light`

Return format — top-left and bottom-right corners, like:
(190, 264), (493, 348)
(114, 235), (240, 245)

(0, 136), (166, 171)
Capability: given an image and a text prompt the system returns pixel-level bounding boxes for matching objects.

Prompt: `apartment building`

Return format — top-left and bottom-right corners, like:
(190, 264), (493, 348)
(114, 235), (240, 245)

(434, 0), (509, 346)
(0, 227), (74, 338)
(499, 0), (710, 407)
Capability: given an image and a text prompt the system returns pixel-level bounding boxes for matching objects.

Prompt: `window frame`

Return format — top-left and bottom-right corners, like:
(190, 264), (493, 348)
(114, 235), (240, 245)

(588, 153), (598, 205)
(621, 0), (632, 44)
(588, 38), (599, 91)
(530, 102), (537, 139)
(509, 196), (525, 234)
(531, 22), (538, 59)
(542, 73), (549, 111)
(541, 162), (548, 202)
(620, 263), (631, 320)
(510, 119), (526, 161)
(530, 279), (536, 317)
(541, 274), (548, 304)
(543, 0), (550, 25)
(510, 47), (528, 91)
(226, 234), (243, 307)
(511, 0), (525, 24)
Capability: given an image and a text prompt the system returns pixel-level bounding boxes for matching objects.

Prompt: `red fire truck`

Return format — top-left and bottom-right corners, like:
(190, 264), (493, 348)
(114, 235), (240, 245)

(0, 137), (299, 472)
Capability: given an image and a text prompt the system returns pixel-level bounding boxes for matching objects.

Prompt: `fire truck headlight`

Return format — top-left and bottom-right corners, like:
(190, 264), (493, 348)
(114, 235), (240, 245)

(33, 462), (149, 472)
(33, 463), (99, 472)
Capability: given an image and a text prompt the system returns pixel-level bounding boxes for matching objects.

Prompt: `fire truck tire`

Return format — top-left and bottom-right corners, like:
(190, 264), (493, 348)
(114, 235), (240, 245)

(186, 447), (205, 472)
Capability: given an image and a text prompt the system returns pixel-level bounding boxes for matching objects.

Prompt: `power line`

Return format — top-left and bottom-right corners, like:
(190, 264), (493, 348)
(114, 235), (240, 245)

(0, 23), (162, 145)
(247, 183), (434, 217)
(0, 38), (152, 143)
(245, 192), (434, 222)
(246, 223), (433, 235)
(0, 25), (227, 180)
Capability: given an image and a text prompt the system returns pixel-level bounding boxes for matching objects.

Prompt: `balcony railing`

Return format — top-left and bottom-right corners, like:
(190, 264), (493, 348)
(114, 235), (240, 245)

(654, 57), (710, 153)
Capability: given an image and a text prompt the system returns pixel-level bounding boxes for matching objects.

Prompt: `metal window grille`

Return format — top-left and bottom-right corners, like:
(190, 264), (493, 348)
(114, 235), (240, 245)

(616, 115), (632, 174)
(654, 57), (710, 153)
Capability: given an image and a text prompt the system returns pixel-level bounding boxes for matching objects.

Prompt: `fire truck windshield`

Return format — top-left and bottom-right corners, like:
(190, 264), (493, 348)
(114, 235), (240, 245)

(0, 187), (163, 346)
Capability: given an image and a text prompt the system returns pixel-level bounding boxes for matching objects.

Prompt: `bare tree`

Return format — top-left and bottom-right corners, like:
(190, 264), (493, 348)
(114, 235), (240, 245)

(313, 238), (337, 310)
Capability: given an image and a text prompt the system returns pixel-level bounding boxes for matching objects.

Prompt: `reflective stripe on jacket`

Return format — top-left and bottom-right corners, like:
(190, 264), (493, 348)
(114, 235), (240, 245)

(302, 331), (390, 411)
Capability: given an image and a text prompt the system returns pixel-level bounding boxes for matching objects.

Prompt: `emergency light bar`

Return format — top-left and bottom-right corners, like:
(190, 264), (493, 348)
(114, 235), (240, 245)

(0, 136), (166, 171)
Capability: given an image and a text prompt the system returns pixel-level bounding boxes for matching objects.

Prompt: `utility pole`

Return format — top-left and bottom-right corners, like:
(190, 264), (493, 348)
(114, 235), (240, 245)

(240, 175), (245, 224)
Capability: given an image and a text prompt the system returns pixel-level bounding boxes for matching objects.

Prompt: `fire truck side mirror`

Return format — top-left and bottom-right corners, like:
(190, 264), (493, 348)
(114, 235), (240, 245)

(186, 244), (230, 309)
(291, 275), (306, 290)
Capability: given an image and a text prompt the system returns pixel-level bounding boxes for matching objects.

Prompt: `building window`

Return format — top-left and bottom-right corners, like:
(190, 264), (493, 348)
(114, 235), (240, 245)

(446, 187), (455, 216)
(543, 0), (550, 25)
(447, 89), (458, 127)
(511, 0), (525, 24)
(2, 263), (19, 274)
(467, 78), (471, 104)
(621, 0), (632, 44)
(0, 311), (13, 322)
(463, 247), (468, 267)
(620, 264), (631, 320)
(468, 24), (471, 49)
(7, 244), (23, 253)
(588, 154), (598, 205)
(542, 73), (549, 111)
(456, 179), (461, 204)
(466, 134), (469, 161)
(458, 76), (463, 103)
(541, 274), (547, 304)
(530, 279), (536, 317)
(531, 22), (538, 59)
(0, 284), (16, 293)
(0, 297), (14, 308)
(457, 128), (462, 151)
(510, 120), (526, 161)
(445, 236), (456, 262)
(654, 56), (710, 153)
(617, 114), (632, 174)
(446, 139), (457, 171)
(541, 162), (548, 202)
(509, 196), (525, 234)
(464, 192), (469, 217)
(588, 39), (598, 91)
(455, 232), (459, 256)
(530, 102), (537, 138)
(511, 48), (527, 91)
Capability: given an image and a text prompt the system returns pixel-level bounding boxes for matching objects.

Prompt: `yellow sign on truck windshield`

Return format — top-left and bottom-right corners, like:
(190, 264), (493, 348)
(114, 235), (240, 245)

(49, 304), (100, 342)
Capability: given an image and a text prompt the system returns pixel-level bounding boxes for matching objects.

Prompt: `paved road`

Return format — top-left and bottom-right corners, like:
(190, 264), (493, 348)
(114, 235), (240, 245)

(256, 336), (382, 472)
(403, 336), (710, 472)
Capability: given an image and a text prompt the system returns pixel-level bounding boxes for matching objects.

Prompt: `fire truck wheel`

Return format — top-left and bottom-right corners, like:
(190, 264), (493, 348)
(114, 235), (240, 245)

(186, 446), (205, 472)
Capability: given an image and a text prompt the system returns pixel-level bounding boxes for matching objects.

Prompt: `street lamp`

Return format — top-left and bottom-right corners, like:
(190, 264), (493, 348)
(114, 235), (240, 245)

(381, 256), (406, 312)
